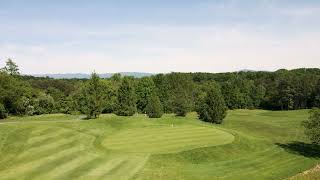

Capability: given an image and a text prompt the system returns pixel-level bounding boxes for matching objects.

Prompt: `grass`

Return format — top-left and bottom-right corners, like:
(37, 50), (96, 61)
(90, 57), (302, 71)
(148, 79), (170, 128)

(0, 110), (318, 179)
(288, 164), (320, 180)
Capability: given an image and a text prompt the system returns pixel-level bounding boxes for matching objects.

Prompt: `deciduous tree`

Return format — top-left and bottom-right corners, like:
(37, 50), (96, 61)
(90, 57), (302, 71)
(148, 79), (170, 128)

(302, 108), (320, 145)
(197, 84), (227, 124)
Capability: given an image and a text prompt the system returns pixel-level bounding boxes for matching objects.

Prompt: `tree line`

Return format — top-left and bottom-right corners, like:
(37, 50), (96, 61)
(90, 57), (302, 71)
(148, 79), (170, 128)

(1, 59), (320, 124)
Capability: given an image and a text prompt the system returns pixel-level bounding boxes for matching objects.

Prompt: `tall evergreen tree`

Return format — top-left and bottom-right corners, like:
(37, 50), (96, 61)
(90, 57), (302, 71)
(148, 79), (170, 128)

(145, 92), (163, 118)
(78, 73), (106, 119)
(173, 88), (190, 117)
(115, 77), (137, 116)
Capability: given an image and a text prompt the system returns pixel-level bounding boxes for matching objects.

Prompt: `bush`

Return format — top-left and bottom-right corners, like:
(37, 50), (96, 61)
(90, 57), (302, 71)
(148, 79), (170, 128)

(33, 93), (55, 115)
(196, 86), (227, 124)
(14, 96), (33, 115)
(145, 93), (163, 118)
(302, 108), (320, 145)
(0, 103), (8, 119)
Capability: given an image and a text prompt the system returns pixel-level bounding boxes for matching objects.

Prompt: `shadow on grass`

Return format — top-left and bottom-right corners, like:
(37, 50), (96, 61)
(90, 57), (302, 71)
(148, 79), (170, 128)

(276, 141), (320, 158)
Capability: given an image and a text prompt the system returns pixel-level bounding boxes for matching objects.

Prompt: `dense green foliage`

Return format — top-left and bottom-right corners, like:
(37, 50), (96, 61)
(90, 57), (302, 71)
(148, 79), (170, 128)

(197, 84), (227, 124)
(0, 103), (7, 119)
(302, 108), (320, 145)
(145, 92), (163, 118)
(115, 77), (137, 116)
(75, 73), (107, 119)
(1, 59), (320, 120)
(0, 110), (318, 179)
(135, 77), (156, 113)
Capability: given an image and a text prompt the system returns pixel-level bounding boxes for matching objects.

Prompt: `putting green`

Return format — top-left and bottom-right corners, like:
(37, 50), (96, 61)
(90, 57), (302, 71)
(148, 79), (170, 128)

(102, 125), (235, 154)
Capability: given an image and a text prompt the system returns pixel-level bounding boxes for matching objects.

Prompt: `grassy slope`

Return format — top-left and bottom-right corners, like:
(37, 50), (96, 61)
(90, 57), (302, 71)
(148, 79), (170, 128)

(0, 110), (318, 180)
(288, 165), (320, 180)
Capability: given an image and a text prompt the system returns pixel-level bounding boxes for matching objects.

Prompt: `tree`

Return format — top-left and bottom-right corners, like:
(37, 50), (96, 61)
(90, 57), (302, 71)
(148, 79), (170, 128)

(302, 108), (320, 145)
(0, 71), (33, 114)
(76, 73), (106, 119)
(3, 58), (20, 75)
(172, 89), (190, 117)
(145, 92), (163, 118)
(196, 85), (227, 124)
(0, 103), (8, 119)
(135, 77), (156, 113)
(277, 79), (295, 110)
(314, 79), (320, 107)
(115, 77), (137, 116)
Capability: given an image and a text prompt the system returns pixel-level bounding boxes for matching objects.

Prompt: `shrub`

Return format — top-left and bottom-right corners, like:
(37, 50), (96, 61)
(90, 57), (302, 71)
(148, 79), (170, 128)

(33, 93), (55, 115)
(302, 108), (320, 145)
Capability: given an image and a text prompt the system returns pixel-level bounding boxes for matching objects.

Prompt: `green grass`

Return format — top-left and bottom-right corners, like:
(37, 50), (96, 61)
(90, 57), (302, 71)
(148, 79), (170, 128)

(102, 125), (234, 153)
(0, 110), (318, 180)
(288, 165), (320, 180)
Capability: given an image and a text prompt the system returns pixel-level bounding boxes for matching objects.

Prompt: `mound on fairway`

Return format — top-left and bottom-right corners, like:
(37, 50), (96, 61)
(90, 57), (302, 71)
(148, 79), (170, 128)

(102, 125), (234, 153)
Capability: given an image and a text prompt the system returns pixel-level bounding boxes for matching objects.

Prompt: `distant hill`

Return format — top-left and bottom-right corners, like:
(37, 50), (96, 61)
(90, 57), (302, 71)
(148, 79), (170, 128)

(31, 72), (153, 79)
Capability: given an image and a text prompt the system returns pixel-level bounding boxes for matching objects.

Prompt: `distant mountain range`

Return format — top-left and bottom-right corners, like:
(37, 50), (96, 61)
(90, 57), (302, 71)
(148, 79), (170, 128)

(30, 72), (153, 79)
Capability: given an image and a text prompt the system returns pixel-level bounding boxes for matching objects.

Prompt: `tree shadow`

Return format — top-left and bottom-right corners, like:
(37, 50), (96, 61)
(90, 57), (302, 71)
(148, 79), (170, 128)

(275, 141), (320, 158)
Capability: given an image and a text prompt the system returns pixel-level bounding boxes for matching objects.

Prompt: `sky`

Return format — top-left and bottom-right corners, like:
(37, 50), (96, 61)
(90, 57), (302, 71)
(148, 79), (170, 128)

(0, 0), (320, 74)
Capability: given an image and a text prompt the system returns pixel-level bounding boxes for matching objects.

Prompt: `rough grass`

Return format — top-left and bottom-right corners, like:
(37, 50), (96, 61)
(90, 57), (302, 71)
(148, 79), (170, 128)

(288, 164), (320, 180)
(0, 110), (318, 180)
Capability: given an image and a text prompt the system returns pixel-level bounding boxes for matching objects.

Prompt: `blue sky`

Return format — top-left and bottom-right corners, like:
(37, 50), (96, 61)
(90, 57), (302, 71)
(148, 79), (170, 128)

(1, 0), (320, 74)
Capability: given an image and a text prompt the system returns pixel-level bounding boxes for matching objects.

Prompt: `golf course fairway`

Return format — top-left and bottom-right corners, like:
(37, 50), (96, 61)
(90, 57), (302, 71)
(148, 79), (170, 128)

(0, 110), (318, 180)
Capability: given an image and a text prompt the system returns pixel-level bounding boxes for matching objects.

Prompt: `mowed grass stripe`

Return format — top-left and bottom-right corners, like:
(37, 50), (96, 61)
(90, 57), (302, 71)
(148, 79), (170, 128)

(80, 156), (128, 179)
(106, 128), (225, 142)
(22, 151), (88, 180)
(103, 126), (234, 153)
(99, 155), (149, 180)
(221, 156), (303, 178)
(210, 149), (301, 177)
(29, 127), (57, 136)
(27, 128), (71, 144)
(106, 131), (231, 146)
(127, 138), (231, 153)
(107, 135), (232, 153)
(9, 140), (82, 167)
(20, 135), (85, 157)
(56, 157), (111, 180)
(110, 126), (210, 138)
(0, 145), (83, 179)
(31, 152), (98, 180)
(28, 131), (77, 149)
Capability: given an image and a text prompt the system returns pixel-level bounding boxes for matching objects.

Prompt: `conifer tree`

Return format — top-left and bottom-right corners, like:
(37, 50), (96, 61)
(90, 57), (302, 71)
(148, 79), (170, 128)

(115, 77), (137, 116)
(80, 73), (106, 119)
(145, 92), (163, 118)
